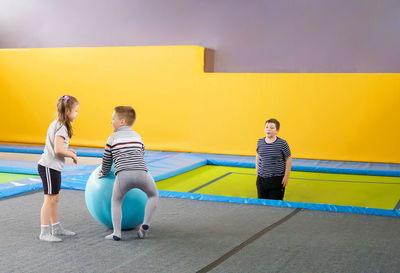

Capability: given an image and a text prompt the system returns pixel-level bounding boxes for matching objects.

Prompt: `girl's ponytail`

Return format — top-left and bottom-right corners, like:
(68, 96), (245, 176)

(56, 95), (79, 138)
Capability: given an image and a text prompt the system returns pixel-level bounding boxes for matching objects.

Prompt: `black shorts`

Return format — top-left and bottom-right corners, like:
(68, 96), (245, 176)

(256, 175), (285, 200)
(38, 164), (61, 195)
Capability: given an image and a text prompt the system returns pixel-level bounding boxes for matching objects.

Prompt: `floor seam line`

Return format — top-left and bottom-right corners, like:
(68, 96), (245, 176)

(196, 208), (302, 273)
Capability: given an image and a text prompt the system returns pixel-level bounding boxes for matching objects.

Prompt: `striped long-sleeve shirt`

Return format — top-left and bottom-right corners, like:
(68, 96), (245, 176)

(101, 126), (147, 176)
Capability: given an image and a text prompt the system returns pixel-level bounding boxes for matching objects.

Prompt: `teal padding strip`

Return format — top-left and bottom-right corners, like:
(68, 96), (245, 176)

(74, 151), (102, 157)
(193, 153), (255, 168)
(206, 158), (255, 168)
(158, 190), (400, 218)
(292, 166), (400, 177)
(0, 177), (42, 199)
(0, 146), (43, 154)
(0, 166), (38, 175)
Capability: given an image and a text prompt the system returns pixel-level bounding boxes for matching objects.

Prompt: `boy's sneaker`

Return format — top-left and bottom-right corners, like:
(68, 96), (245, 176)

(105, 234), (121, 241)
(39, 234), (62, 242)
(137, 224), (149, 239)
(52, 228), (76, 236)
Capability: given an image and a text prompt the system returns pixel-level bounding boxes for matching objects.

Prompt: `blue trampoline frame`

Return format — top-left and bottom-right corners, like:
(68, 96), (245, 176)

(1, 144), (399, 217)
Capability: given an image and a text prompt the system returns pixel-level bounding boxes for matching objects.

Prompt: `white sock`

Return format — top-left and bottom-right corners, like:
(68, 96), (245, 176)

(52, 222), (61, 232)
(40, 225), (50, 236)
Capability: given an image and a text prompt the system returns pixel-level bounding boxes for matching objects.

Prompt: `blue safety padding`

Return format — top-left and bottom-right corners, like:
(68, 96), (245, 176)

(0, 159), (98, 175)
(145, 151), (182, 163)
(0, 144), (105, 156)
(158, 190), (400, 217)
(191, 153), (400, 177)
(0, 153), (208, 194)
(0, 177), (42, 199)
(1, 143), (400, 214)
(0, 154), (207, 196)
(290, 159), (400, 177)
(59, 154), (206, 191)
(0, 144), (179, 159)
(293, 158), (400, 170)
(60, 165), (99, 190)
(193, 153), (256, 168)
(2, 144), (399, 176)
(147, 153), (207, 181)
(0, 144), (44, 154)
(61, 176), (89, 191)
(0, 159), (39, 175)
(1, 153), (399, 217)
(291, 166), (400, 177)
(0, 151), (204, 174)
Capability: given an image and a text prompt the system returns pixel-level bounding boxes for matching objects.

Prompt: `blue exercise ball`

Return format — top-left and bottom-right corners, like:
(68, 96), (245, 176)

(85, 165), (149, 230)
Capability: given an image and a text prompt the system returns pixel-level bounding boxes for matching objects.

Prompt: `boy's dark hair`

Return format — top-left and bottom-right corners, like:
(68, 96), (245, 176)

(114, 106), (136, 126)
(265, 118), (280, 130)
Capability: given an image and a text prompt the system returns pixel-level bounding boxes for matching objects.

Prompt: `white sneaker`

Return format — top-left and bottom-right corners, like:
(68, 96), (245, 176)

(39, 234), (62, 242)
(137, 224), (149, 239)
(52, 228), (76, 236)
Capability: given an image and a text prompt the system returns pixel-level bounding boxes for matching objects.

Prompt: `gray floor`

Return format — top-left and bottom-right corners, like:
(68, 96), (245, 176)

(0, 190), (399, 273)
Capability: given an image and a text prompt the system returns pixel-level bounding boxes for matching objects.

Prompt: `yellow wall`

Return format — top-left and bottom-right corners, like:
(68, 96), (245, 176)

(0, 46), (399, 163)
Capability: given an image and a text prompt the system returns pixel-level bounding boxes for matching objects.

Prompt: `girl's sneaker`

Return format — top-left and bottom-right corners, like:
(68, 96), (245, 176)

(39, 234), (62, 242)
(52, 228), (76, 236)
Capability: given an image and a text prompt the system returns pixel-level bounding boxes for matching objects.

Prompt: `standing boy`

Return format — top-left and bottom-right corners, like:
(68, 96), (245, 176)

(256, 118), (292, 200)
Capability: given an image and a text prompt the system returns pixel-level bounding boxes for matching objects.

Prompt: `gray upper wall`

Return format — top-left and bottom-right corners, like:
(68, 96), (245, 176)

(1, 0), (399, 72)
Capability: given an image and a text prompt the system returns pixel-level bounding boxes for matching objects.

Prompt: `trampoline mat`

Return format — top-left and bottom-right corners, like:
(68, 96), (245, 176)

(0, 173), (38, 184)
(156, 165), (400, 210)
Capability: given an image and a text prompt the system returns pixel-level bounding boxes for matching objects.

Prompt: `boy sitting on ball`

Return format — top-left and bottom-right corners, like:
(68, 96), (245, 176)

(99, 106), (159, 241)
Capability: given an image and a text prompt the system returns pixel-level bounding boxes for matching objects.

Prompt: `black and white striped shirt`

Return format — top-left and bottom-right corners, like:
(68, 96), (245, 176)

(256, 137), (291, 178)
(101, 126), (147, 176)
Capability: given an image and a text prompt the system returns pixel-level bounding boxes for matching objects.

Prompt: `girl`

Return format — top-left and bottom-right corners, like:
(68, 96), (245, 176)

(37, 95), (79, 242)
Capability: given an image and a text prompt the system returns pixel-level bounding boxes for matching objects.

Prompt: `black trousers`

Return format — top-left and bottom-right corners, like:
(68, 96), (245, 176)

(256, 175), (285, 200)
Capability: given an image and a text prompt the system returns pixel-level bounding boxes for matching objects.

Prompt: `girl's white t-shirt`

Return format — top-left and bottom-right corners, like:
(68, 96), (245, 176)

(38, 120), (69, 171)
